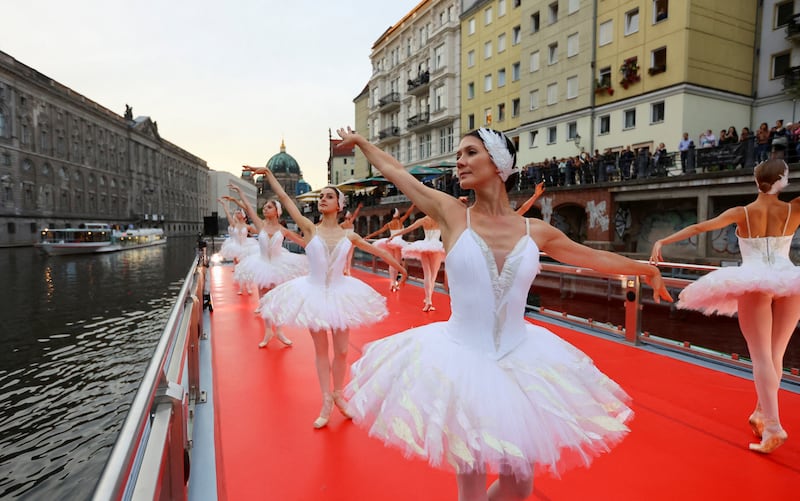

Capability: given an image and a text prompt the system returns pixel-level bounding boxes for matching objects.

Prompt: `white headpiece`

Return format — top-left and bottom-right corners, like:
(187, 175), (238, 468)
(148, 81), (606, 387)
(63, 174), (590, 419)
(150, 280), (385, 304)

(273, 200), (283, 216)
(477, 128), (518, 182)
(335, 188), (346, 211)
(393, 208), (400, 218)
(756, 161), (789, 195)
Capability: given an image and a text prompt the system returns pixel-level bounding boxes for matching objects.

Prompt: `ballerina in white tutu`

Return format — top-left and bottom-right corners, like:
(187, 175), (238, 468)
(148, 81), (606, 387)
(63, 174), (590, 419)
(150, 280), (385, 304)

(217, 198), (258, 294)
(340, 202), (363, 276)
(336, 126), (670, 500)
(392, 213), (445, 312)
(651, 158), (800, 454)
(364, 205), (415, 291)
(250, 167), (407, 429)
(224, 186), (308, 348)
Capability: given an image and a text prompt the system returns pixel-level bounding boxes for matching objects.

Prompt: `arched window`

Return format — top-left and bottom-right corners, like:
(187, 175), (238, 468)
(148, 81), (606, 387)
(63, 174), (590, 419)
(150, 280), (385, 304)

(0, 109), (5, 137)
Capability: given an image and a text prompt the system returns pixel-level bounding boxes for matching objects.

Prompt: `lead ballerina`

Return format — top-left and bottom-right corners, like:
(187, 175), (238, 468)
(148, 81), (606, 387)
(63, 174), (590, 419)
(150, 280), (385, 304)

(248, 166), (408, 430)
(336, 126), (671, 501)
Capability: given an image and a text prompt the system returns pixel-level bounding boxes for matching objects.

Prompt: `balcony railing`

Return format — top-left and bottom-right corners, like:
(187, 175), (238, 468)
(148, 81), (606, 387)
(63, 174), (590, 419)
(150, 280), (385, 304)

(407, 71), (430, 95)
(787, 13), (800, 40)
(378, 92), (401, 109)
(407, 111), (430, 130)
(378, 126), (401, 140)
(784, 66), (800, 97)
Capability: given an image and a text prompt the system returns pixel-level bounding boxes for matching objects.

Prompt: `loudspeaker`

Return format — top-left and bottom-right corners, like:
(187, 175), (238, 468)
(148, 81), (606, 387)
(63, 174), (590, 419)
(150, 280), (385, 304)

(203, 216), (219, 236)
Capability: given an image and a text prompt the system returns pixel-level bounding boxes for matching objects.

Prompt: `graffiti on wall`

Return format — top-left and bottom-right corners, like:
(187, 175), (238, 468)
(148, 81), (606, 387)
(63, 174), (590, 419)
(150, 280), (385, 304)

(540, 196), (553, 224)
(586, 200), (609, 232)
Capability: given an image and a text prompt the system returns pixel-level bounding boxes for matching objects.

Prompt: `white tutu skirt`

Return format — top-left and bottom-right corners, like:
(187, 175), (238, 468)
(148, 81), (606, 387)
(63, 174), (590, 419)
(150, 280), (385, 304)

(260, 276), (387, 331)
(678, 263), (800, 316)
(234, 251), (308, 289)
(374, 236), (408, 252)
(402, 239), (445, 260)
(345, 322), (632, 478)
(220, 238), (258, 261)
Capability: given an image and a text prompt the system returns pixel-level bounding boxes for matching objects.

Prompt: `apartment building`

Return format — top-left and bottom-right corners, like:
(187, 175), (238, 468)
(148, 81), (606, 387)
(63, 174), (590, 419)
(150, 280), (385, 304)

(754, 0), (800, 126)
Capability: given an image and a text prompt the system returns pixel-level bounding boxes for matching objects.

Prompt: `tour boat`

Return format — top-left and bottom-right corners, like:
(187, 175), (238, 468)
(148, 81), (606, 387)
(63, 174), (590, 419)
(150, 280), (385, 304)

(35, 223), (166, 256)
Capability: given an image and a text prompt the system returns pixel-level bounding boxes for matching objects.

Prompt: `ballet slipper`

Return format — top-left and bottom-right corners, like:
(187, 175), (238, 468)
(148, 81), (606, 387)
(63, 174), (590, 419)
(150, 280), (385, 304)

(276, 330), (293, 346)
(313, 394), (334, 429)
(749, 421), (788, 453)
(332, 390), (352, 419)
(258, 331), (274, 348)
(749, 411), (764, 439)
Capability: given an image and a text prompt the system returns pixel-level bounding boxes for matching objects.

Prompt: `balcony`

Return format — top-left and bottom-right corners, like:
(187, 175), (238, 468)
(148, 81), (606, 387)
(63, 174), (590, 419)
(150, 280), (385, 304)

(377, 126), (401, 143)
(783, 66), (800, 97)
(406, 111), (430, 131)
(407, 71), (430, 96)
(787, 13), (800, 41)
(378, 92), (401, 111)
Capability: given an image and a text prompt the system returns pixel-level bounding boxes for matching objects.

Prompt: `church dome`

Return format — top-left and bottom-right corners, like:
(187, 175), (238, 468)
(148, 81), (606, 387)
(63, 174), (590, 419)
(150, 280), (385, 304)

(267, 140), (300, 175)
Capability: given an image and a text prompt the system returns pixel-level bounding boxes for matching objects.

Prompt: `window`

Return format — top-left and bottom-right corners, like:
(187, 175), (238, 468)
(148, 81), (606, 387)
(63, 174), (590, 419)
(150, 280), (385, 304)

(567, 122), (578, 140)
(468, 114), (475, 129)
(514, 0), (521, 8)
(512, 25), (521, 45)
(773, 52), (791, 79)
(434, 44), (445, 71)
(529, 89), (539, 110)
(531, 12), (540, 33)
(484, 108), (493, 126)
(651, 101), (665, 123)
(599, 20), (613, 46)
(625, 8), (640, 35)
(567, 33), (579, 57)
(654, 0), (669, 23)
(548, 2), (558, 24)
(512, 62), (521, 81)
(566, 76), (578, 99)
(529, 130), (538, 147)
(512, 98), (520, 117)
(434, 86), (446, 111)
(467, 82), (475, 99)
(599, 115), (611, 135)
(498, 68), (506, 87)
(776, 1), (793, 28)
(623, 109), (636, 129)
(439, 126), (454, 154)
(568, 0), (580, 14)
(468, 18), (476, 34)
(485, 6), (493, 25)
(650, 47), (667, 74)
(419, 133), (432, 159)
(547, 83), (558, 105)
(499, 0), (506, 17)
(547, 126), (557, 144)
(0, 110), (5, 137)
(548, 43), (558, 64)
(530, 51), (540, 72)
(498, 33), (507, 53)
(598, 66), (612, 87)
(485, 74), (493, 92)
(467, 50), (475, 68)
(484, 41), (493, 59)
(497, 103), (506, 122)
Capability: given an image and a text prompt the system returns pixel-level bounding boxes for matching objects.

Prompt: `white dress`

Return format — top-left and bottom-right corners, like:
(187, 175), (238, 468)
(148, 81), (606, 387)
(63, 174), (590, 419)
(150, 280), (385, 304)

(346, 210), (632, 478)
(234, 229), (308, 289)
(259, 234), (388, 331)
(220, 225), (257, 261)
(677, 206), (800, 316)
(402, 228), (445, 260)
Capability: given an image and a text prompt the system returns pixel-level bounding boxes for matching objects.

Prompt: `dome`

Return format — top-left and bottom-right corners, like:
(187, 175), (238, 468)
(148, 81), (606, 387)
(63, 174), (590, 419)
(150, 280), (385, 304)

(295, 178), (311, 195)
(267, 139), (300, 175)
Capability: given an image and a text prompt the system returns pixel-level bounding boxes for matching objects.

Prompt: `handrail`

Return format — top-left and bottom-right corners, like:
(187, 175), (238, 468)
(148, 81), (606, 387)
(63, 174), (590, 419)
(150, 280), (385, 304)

(92, 255), (204, 501)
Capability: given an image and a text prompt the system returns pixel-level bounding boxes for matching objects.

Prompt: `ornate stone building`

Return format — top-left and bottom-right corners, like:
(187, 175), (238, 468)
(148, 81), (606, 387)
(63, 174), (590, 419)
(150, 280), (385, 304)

(255, 140), (306, 208)
(0, 50), (209, 247)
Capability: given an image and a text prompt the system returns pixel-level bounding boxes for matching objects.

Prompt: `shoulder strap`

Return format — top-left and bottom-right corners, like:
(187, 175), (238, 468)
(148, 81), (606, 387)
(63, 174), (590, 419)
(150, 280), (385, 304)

(783, 204), (792, 236)
(742, 206), (751, 237)
(466, 207), (472, 228)
(525, 217), (530, 235)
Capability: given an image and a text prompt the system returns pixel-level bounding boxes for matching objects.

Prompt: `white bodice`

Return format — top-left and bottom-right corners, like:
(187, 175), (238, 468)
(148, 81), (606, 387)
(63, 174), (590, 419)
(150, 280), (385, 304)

(423, 229), (441, 241)
(231, 225), (249, 245)
(305, 235), (352, 286)
(738, 235), (794, 268)
(257, 229), (285, 260)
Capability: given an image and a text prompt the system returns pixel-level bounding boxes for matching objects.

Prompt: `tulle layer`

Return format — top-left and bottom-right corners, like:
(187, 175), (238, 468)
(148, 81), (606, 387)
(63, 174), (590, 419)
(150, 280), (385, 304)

(234, 251), (308, 289)
(374, 236), (408, 251)
(220, 238), (258, 260)
(345, 323), (632, 478)
(402, 239), (445, 260)
(260, 276), (387, 331)
(678, 263), (800, 316)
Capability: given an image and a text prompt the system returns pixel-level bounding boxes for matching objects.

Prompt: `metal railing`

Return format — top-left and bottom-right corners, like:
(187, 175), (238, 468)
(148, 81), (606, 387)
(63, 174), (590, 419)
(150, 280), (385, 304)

(93, 254), (208, 500)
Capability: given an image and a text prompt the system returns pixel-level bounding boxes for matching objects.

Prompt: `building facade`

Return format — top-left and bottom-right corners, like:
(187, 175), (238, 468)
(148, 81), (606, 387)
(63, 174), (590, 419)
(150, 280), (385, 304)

(0, 51), (208, 247)
(328, 136), (360, 186)
(754, 0), (800, 126)
(208, 170), (257, 234)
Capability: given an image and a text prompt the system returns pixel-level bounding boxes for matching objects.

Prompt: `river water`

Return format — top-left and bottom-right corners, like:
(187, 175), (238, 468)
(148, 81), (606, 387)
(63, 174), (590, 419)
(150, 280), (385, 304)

(0, 237), (199, 500)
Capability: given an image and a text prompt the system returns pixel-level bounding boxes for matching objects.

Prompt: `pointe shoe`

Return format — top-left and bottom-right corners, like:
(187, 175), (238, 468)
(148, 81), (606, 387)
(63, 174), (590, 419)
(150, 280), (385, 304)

(332, 390), (352, 419)
(749, 421), (788, 453)
(313, 394), (334, 429)
(749, 411), (764, 439)
(246, 287), (253, 295)
(237, 290), (243, 295)
(390, 281), (399, 292)
(276, 331), (293, 346)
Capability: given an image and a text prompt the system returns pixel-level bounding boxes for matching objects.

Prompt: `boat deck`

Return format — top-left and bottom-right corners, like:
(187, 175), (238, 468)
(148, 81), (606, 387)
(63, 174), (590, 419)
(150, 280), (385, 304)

(190, 263), (800, 500)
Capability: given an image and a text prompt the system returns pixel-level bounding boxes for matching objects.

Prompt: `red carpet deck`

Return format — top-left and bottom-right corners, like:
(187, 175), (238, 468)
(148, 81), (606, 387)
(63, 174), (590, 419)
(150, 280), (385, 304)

(208, 264), (799, 501)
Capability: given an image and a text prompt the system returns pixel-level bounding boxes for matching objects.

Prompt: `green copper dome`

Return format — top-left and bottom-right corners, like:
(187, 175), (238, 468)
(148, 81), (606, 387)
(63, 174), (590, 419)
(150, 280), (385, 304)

(267, 140), (300, 175)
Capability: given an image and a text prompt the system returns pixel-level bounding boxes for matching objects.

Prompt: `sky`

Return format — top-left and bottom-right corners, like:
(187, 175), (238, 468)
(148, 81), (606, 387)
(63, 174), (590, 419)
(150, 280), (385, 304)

(1, 0), (421, 190)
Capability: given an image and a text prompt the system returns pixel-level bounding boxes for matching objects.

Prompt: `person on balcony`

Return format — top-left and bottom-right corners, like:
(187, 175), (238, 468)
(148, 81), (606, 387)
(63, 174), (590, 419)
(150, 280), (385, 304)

(337, 125), (670, 501)
(651, 159), (800, 454)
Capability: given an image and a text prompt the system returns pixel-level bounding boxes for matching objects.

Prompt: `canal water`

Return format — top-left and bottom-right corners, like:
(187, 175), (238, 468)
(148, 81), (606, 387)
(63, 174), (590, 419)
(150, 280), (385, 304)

(0, 237), (199, 500)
